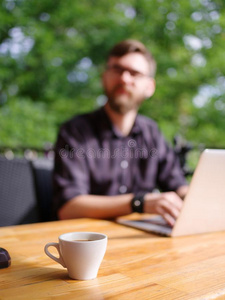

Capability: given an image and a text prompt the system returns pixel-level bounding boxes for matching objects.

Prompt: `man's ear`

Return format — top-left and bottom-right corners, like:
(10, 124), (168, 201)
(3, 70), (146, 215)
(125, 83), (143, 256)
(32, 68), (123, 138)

(145, 78), (156, 98)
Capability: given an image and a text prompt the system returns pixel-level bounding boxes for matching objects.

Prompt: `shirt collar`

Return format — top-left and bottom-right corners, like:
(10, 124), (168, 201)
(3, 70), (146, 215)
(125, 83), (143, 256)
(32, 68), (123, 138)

(96, 107), (142, 139)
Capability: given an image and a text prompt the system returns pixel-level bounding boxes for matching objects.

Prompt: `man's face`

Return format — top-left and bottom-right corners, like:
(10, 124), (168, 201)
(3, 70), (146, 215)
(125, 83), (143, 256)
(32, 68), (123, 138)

(102, 52), (155, 114)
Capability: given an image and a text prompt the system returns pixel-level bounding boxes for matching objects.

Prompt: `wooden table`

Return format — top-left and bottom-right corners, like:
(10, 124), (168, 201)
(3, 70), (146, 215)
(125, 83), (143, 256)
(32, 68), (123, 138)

(1, 216), (225, 300)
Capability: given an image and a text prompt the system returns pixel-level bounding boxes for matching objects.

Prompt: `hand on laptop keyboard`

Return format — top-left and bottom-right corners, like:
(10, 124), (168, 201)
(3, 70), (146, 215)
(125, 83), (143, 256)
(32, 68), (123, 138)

(143, 192), (183, 226)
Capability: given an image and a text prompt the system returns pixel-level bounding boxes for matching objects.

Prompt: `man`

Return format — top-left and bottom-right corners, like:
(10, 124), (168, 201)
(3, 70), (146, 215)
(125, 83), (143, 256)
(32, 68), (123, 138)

(53, 39), (188, 226)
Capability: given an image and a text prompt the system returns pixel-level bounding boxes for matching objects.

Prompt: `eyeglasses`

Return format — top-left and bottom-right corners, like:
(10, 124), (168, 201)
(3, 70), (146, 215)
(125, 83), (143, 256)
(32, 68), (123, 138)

(106, 65), (150, 79)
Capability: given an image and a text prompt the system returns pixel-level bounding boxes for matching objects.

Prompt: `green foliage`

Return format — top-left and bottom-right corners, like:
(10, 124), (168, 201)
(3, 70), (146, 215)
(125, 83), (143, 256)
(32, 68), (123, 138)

(0, 97), (56, 147)
(0, 0), (225, 150)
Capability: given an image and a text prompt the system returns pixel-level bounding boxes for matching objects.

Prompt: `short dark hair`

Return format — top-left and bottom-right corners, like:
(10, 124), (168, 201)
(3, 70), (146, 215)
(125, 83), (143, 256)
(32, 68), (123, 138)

(107, 39), (157, 77)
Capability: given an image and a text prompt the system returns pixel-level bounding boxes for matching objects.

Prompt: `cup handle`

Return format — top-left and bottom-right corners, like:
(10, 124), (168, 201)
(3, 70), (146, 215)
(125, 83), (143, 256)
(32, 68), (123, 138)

(44, 242), (66, 268)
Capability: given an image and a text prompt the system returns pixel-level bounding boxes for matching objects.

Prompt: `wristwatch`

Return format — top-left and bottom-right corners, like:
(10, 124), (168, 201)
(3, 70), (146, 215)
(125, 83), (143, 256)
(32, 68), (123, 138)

(131, 194), (145, 213)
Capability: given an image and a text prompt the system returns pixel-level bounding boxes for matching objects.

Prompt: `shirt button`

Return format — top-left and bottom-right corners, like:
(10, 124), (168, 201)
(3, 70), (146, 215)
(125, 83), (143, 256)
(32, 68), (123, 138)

(119, 185), (127, 193)
(120, 160), (129, 169)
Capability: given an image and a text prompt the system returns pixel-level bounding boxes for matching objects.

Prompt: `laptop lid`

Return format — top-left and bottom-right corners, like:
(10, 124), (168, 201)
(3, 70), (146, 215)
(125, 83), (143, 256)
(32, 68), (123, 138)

(171, 149), (225, 236)
(117, 149), (225, 237)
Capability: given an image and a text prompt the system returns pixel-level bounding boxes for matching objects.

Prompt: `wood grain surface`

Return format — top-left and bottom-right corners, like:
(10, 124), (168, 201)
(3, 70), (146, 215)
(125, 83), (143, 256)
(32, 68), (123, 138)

(0, 215), (225, 300)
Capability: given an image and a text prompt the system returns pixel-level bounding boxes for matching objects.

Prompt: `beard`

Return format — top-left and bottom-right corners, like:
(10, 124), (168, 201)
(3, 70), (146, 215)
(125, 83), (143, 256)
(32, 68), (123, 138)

(104, 84), (144, 115)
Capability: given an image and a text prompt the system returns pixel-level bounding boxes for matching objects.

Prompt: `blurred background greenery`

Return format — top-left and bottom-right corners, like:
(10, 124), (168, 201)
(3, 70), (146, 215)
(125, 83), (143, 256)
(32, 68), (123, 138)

(0, 0), (225, 159)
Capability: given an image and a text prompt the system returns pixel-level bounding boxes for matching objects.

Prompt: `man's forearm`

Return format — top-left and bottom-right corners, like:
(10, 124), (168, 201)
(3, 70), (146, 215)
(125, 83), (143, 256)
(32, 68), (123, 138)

(58, 186), (189, 222)
(58, 193), (134, 220)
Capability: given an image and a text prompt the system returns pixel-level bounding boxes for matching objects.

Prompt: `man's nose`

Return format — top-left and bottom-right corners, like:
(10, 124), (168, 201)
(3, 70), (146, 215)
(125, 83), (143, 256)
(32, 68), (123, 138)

(119, 70), (133, 83)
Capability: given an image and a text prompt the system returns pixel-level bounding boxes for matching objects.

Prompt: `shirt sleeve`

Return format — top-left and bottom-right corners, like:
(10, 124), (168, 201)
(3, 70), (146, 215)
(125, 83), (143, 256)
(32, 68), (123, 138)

(154, 127), (187, 192)
(52, 122), (90, 216)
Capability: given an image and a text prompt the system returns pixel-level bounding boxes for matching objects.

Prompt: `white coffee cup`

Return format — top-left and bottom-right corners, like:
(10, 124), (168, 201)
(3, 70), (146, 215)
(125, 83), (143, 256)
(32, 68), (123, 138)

(44, 232), (107, 280)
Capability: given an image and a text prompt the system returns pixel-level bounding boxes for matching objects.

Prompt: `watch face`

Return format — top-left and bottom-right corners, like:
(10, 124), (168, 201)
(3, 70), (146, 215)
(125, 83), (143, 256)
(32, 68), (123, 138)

(134, 199), (141, 207)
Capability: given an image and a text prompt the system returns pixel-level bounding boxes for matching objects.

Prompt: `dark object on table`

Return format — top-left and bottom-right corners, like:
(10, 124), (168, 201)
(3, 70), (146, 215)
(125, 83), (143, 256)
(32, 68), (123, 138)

(0, 247), (11, 269)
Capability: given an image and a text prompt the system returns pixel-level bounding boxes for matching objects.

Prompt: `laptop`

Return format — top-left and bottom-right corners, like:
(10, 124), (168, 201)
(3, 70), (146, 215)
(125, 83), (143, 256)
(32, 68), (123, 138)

(117, 149), (225, 237)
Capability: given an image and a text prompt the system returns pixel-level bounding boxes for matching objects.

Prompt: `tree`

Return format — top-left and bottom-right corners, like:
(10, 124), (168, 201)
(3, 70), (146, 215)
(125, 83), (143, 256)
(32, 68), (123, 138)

(0, 0), (225, 150)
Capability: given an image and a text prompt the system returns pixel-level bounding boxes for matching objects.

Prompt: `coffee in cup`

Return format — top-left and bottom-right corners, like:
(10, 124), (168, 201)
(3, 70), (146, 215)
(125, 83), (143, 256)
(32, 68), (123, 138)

(44, 232), (107, 280)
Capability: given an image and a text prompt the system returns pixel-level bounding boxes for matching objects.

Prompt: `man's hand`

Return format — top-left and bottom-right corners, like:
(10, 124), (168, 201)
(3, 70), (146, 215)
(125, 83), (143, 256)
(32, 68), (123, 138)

(144, 192), (183, 226)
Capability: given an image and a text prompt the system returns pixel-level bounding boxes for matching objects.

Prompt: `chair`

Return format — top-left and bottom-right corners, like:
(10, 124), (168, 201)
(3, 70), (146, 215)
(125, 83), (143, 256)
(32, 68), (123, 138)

(0, 156), (41, 226)
(31, 158), (54, 222)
